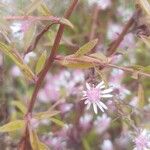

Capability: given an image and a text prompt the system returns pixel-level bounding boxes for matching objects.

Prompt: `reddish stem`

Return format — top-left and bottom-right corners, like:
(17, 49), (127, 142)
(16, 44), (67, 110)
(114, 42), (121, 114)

(4, 15), (60, 22)
(27, 0), (78, 114)
(106, 9), (141, 56)
(19, 0), (78, 149)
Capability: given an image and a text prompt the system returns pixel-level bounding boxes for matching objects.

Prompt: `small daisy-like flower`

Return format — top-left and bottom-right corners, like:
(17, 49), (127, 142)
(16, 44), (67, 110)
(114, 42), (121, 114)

(133, 129), (150, 150)
(82, 81), (113, 114)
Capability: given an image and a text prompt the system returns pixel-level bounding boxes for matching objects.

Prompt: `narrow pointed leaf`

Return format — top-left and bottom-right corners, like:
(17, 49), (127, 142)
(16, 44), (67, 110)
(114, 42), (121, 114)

(82, 139), (91, 150)
(30, 0), (51, 16)
(34, 110), (60, 120)
(90, 52), (107, 62)
(57, 55), (97, 69)
(140, 36), (150, 48)
(137, 0), (150, 16)
(35, 51), (47, 74)
(0, 120), (25, 132)
(138, 83), (145, 108)
(62, 60), (94, 69)
(94, 67), (108, 88)
(0, 42), (36, 81)
(60, 18), (74, 29)
(29, 128), (48, 150)
(23, 23), (36, 51)
(75, 39), (98, 57)
(11, 101), (27, 114)
(26, 0), (43, 15)
(50, 118), (65, 127)
(143, 65), (150, 73)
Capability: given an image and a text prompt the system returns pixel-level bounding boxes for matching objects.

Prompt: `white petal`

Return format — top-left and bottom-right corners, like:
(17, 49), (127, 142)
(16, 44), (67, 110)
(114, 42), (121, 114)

(81, 96), (87, 100)
(96, 102), (104, 112)
(101, 94), (113, 98)
(99, 85), (105, 89)
(99, 101), (108, 110)
(93, 103), (98, 114)
(84, 100), (89, 104)
(86, 102), (91, 110)
(101, 88), (113, 94)
(86, 83), (91, 90)
(82, 91), (86, 94)
(96, 81), (104, 89)
(83, 93), (87, 96)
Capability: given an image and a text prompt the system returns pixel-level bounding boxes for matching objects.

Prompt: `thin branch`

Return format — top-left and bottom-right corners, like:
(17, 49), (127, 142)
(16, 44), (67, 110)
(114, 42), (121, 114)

(106, 9), (141, 57)
(55, 55), (150, 78)
(24, 23), (56, 55)
(19, 1), (78, 149)
(107, 64), (150, 78)
(27, 0), (78, 114)
(4, 15), (61, 22)
(89, 4), (100, 41)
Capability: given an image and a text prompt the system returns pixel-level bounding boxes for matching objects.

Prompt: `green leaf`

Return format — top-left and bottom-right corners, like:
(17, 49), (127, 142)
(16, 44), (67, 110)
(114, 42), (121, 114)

(23, 23), (36, 50)
(35, 51), (47, 74)
(140, 36), (150, 48)
(30, 0), (51, 16)
(138, 83), (145, 108)
(82, 139), (91, 150)
(26, 0), (44, 15)
(29, 128), (48, 150)
(0, 42), (36, 81)
(37, 3), (52, 16)
(62, 60), (94, 69)
(137, 0), (150, 16)
(75, 39), (98, 57)
(130, 65), (144, 71)
(60, 18), (74, 29)
(129, 65), (144, 79)
(11, 101), (27, 114)
(50, 118), (65, 127)
(129, 65), (150, 79)
(94, 67), (109, 88)
(0, 120), (25, 132)
(90, 52), (107, 62)
(143, 65), (150, 73)
(34, 110), (60, 120)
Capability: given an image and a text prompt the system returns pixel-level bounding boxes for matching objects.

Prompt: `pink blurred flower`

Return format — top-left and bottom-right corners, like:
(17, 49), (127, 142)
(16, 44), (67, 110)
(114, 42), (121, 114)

(30, 118), (39, 129)
(45, 136), (67, 150)
(11, 66), (22, 77)
(117, 5), (133, 21)
(24, 52), (36, 64)
(133, 129), (150, 150)
(109, 69), (130, 99)
(107, 23), (122, 41)
(38, 89), (49, 103)
(79, 113), (93, 131)
(88, 0), (112, 10)
(101, 139), (114, 150)
(82, 81), (113, 114)
(94, 114), (111, 134)
(119, 33), (135, 49)
(59, 103), (73, 113)
(107, 23), (135, 50)
(38, 69), (84, 103)
(130, 97), (138, 107)
(106, 100), (116, 112)
(20, 21), (32, 33)
(45, 83), (60, 102)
